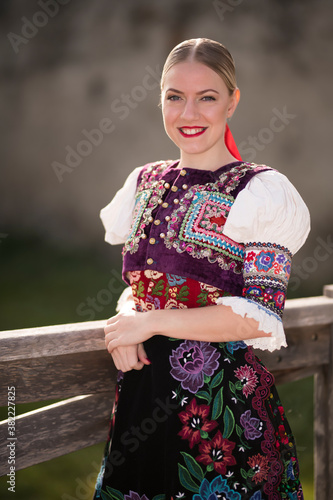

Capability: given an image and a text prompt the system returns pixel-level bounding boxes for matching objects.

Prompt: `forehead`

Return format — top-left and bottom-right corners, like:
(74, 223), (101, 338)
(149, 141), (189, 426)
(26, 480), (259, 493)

(163, 61), (227, 92)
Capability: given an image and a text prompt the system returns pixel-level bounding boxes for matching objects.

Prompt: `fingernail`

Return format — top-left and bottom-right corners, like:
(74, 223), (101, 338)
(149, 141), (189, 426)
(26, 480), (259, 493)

(146, 358), (152, 364)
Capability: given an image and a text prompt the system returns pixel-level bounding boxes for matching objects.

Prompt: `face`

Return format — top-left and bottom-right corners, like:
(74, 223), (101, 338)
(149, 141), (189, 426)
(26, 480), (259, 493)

(161, 61), (239, 165)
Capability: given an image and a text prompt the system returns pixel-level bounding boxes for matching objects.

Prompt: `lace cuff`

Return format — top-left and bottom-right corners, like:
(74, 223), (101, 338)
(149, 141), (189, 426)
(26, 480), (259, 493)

(215, 296), (287, 351)
(116, 286), (134, 312)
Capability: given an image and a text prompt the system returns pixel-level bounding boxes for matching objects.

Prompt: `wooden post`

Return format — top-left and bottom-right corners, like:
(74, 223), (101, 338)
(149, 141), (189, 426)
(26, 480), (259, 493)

(314, 366), (328, 499)
(314, 285), (333, 499)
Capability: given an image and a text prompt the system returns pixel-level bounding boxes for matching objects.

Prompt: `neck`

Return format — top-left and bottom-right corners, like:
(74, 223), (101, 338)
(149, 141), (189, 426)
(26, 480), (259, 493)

(178, 146), (239, 172)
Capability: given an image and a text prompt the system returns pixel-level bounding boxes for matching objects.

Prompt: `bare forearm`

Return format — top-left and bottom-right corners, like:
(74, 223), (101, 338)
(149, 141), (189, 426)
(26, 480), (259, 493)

(146, 304), (271, 343)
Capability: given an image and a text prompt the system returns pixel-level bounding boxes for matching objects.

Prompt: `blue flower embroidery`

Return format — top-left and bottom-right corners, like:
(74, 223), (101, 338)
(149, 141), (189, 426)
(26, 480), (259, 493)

(193, 476), (241, 500)
(227, 341), (247, 354)
(287, 460), (296, 480)
(249, 491), (263, 500)
(254, 251), (275, 272)
(166, 274), (187, 286)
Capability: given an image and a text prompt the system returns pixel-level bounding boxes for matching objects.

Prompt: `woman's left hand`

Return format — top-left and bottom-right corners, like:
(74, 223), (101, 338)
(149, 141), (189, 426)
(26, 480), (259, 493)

(104, 310), (152, 353)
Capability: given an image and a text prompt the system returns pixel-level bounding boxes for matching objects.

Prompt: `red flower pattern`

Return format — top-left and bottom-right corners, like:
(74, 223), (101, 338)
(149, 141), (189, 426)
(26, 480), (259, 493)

(234, 365), (259, 398)
(248, 453), (270, 484)
(178, 398), (218, 449)
(196, 431), (236, 474)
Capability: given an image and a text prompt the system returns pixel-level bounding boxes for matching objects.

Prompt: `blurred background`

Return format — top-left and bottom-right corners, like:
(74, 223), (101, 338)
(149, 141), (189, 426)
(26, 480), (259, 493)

(0, 0), (332, 498)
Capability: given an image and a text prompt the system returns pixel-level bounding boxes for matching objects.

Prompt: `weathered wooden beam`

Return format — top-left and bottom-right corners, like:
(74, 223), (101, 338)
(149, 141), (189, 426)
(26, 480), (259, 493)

(0, 393), (113, 475)
(1, 293), (333, 364)
(0, 323), (330, 407)
(0, 319), (106, 362)
(0, 350), (117, 406)
(283, 294), (333, 329)
(314, 366), (328, 499)
(257, 324), (330, 373)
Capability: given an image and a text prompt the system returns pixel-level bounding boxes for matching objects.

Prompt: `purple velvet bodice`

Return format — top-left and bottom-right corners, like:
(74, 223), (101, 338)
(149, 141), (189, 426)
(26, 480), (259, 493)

(122, 160), (272, 296)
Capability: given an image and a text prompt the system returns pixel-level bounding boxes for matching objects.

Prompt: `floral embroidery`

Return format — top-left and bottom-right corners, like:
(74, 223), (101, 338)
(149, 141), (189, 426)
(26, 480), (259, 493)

(124, 492), (150, 500)
(164, 190), (243, 273)
(193, 476), (241, 500)
(178, 398), (218, 449)
(196, 430), (237, 474)
(234, 365), (259, 398)
(169, 340), (220, 393)
(247, 453), (270, 484)
(240, 410), (263, 440)
(123, 161), (173, 255)
(243, 242), (292, 319)
(94, 271), (303, 499)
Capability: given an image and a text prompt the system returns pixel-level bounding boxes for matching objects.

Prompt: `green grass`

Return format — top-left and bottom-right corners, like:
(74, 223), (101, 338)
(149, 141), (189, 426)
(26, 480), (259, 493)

(0, 235), (315, 499)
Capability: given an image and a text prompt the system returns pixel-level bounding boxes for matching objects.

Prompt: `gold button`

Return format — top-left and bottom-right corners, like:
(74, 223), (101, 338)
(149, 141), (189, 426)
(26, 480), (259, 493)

(141, 234), (147, 239)
(160, 233), (165, 238)
(157, 199), (163, 204)
(154, 219), (161, 225)
(147, 258), (153, 265)
(182, 184), (188, 190)
(149, 238), (156, 244)
(180, 169), (186, 176)
(171, 186), (178, 192)
(165, 216), (171, 222)
(173, 199), (179, 204)
(148, 216), (153, 223)
(164, 182), (170, 189)
(162, 202), (169, 208)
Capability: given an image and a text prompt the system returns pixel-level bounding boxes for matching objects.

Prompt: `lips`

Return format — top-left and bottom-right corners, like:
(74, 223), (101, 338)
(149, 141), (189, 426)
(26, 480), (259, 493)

(179, 127), (207, 138)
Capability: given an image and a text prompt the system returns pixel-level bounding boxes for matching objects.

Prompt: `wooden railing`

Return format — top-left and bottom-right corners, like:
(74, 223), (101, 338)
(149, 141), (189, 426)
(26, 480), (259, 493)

(1, 285), (333, 498)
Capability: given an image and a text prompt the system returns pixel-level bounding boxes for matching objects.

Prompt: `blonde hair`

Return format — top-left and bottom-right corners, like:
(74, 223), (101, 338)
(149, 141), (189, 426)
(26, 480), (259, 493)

(160, 38), (237, 95)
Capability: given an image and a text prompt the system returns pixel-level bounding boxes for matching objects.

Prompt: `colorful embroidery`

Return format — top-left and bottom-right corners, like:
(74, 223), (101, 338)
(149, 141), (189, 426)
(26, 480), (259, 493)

(164, 189), (245, 272)
(243, 242), (292, 319)
(169, 341), (221, 393)
(123, 161), (173, 255)
(164, 164), (269, 273)
(94, 271), (303, 499)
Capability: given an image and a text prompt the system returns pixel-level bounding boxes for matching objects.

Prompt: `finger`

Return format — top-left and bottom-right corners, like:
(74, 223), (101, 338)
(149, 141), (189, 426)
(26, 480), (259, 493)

(110, 349), (121, 370)
(132, 360), (145, 370)
(137, 343), (151, 365)
(106, 313), (119, 325)
(104, 322), (117, 336)
(112, 348), (129, 372)
(125, 346), (144, 371)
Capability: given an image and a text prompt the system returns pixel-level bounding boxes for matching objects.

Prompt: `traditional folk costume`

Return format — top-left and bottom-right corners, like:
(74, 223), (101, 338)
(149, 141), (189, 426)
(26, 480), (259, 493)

(93, 155), (310, 500)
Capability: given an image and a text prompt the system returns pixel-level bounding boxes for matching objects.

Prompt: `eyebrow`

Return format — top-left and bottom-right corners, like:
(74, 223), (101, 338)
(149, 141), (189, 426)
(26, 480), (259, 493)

(165, 88), (219, 95)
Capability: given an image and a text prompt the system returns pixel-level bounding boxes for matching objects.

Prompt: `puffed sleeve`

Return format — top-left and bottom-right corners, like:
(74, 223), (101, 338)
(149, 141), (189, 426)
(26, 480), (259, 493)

(216, 169), (311, 351)
(100, 166), (142, 245)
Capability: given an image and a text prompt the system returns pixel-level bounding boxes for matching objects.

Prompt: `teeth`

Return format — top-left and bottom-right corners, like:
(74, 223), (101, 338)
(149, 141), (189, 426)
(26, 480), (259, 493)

(180, 128), (205, 135)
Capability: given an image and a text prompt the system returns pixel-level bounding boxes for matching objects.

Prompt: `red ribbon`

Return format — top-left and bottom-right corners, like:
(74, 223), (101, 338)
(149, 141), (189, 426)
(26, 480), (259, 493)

(224, 123), (242, 161)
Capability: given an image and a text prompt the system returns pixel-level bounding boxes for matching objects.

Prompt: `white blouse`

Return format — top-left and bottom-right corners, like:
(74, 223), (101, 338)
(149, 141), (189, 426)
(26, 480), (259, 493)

(100, 165), (310, 351)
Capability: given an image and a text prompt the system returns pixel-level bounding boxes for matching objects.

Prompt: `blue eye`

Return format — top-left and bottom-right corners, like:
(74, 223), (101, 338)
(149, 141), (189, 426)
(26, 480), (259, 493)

(167, 95), (181, 101)
(202, 96), (216, 101)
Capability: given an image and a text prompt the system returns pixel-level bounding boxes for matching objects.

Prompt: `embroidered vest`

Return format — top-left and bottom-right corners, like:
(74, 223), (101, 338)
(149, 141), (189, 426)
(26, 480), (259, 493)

(122, 160), (272, 296)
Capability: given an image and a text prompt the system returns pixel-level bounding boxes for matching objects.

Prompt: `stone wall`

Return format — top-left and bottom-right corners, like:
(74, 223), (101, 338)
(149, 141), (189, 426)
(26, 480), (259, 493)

(1, 0), (332, 287)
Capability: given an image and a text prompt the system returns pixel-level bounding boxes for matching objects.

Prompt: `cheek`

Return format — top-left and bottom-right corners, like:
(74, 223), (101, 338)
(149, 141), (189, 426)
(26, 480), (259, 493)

(162, 108), (177, 131)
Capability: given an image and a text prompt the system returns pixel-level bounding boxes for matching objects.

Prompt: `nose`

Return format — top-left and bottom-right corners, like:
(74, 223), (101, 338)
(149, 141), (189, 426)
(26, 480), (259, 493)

(180, 98), (200, 121)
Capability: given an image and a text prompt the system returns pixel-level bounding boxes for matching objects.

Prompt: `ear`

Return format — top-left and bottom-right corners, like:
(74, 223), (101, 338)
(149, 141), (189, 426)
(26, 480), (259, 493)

(227, 88), (240, 118)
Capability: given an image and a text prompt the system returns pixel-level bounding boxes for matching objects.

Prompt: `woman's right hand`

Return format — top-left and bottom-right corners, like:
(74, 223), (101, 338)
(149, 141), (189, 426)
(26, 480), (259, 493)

(110, 343), (151, 372)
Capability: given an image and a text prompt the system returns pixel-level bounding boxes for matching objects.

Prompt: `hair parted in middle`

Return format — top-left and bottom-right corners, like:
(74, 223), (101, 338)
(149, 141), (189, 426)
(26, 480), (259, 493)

(160, 38), (237, 96)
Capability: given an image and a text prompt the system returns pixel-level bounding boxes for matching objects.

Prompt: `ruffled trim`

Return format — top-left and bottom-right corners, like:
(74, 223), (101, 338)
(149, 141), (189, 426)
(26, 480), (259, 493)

(116, 286), (134, 312)
(215, 296), (287, 352)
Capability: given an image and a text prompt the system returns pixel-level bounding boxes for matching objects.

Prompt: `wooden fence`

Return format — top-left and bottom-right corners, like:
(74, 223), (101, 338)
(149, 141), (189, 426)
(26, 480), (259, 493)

(1, 285), (333, 498)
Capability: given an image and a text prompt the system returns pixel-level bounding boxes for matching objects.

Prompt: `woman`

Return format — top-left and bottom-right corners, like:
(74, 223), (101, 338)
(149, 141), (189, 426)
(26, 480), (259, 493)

(94, 38), (310, 499)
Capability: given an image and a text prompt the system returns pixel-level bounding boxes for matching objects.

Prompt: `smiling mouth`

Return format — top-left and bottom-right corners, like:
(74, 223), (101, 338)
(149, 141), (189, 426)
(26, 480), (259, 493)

(179, 127), (207, 138)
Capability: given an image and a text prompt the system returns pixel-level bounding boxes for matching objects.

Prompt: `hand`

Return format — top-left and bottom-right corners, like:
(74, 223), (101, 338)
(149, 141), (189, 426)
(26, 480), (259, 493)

(111, 343), (151, 372)
(104, 310), (152, 353)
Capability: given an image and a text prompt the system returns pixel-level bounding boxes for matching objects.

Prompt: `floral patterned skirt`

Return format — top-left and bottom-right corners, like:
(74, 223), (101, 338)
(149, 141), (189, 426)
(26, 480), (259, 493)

(93, 271), (303, 500)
